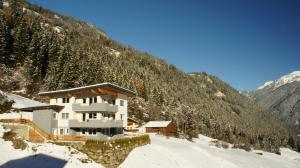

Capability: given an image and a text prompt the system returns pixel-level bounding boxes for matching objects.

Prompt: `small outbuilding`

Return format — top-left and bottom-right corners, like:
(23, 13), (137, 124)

(143, 121), (176, 136)
(126, 117), (139, 132)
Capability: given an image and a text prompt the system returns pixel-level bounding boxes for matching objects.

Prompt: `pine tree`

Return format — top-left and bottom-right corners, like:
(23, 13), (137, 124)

(0, 13), (13, 66)
(0, 0), (3, 10)
(13, 18), (29, 63)
(10, 0), (23, 27)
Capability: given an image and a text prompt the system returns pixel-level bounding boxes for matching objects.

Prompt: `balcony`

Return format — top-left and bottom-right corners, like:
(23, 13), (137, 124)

(69, 119), (123, 128)
(72, 103), (118, 112)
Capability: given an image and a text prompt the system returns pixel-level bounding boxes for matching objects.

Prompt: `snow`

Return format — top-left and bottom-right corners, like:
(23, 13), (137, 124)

(120, 134), (300, 168)
(5, 93), (46, 109)
(54, 14), (60, 19)
(0, 112), (33, 120)
(143, 121), (171, 127)
(0, 124), (103, 168)
(22, 7), (40, 16)
(258, 81), (274, 90)
(53, 26), (63, 33)
(257, 71), (300, 90)
(3, 1), (9, 7)
(106, 47), (121, 57)
(214, 91), (225, 97)
(39, 82), (135, 96)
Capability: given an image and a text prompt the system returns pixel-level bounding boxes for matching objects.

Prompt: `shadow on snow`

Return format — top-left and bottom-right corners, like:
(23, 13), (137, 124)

(0, 153), (67, 168)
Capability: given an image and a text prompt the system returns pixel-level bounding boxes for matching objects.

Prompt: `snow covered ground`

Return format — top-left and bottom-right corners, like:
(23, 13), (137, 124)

(0, 123), (103, 168)
(120, 134), (300, 168)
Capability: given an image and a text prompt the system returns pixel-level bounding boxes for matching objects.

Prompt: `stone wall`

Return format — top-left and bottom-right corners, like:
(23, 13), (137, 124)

(70, 135), (150, 168)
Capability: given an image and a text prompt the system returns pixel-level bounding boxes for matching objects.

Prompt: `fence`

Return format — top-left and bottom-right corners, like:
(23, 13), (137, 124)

(0, 118), (86, 142)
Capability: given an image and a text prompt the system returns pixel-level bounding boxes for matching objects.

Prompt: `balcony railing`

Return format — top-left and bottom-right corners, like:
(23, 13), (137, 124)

(69, 119), (123, 128)
(72, 103), (118, 112)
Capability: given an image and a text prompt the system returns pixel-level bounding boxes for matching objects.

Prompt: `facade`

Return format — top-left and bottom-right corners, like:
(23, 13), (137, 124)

(143, 121), (176, 136)
(20, 83), (135, 140)
(126, 117), (139, 131)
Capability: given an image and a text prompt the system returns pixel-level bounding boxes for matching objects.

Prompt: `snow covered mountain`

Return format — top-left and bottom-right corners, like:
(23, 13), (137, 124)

(249, 71), (300, 132)
(257, 71), (300, 90)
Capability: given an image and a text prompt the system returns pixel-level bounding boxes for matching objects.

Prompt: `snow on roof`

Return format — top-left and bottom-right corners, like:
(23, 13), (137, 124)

(39, 82), (136, 96)
(144, 121), (172, 128)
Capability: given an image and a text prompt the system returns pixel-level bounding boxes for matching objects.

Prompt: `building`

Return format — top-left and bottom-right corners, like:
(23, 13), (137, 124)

(142, 121), (176, 136)
(20, 83), (135, 140)
(126, 117), (139, 131)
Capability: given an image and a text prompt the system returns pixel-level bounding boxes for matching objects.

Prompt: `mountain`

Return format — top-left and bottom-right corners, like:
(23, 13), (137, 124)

(249, 71), (300, 133)
(0, 0), (299, 153)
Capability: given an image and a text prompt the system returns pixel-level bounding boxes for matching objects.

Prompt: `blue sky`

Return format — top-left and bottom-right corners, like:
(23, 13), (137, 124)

(29, 0), (300, 91)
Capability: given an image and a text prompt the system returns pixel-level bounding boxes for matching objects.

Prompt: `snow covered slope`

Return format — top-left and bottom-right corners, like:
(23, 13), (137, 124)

(0, 124), (103, 168)
(120, 134), (300, 168)
(4, 92), (46, 109)
(258, 71), (300, 90)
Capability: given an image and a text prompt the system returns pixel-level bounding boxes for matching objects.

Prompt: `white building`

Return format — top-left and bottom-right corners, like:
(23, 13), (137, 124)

(20, 83), (135, 140)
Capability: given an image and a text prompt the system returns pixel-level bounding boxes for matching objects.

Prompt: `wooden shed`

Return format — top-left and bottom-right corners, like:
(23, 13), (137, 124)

(126, 117), (139, 132)
(144, 121), (176, 136)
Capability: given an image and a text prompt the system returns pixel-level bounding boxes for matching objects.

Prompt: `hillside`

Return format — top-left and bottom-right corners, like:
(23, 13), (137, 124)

(0, 0), (299, 153)
(249, 71), (300, 133)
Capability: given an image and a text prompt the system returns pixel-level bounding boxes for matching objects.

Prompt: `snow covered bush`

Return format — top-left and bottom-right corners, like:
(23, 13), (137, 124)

(3, 130), (28, 150)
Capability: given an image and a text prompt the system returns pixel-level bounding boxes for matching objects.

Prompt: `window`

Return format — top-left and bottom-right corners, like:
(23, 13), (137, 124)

(60, 129), (64, 135)
(62, 98), (69, 103)
(82, 128), (86, 135)
(62, 113), (69, 119)
(86, 128), (97, 135)
(83, 98), (86, 103)
(53, 113), (57, 119)
(120, 100), (124, 106)
(88, 113), (97, 119)
(65, 128), (69, 134)
(94, 97), (97, 103)
(120, 114), (124, 120)
(89, 97), (93, 104)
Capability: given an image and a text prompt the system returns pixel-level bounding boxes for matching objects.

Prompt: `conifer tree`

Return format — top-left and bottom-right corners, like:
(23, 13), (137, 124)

(14, 18), (29, 63)
(0, 13), (13, 66)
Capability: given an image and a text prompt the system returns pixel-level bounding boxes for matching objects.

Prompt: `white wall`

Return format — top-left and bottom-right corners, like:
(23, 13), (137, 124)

(115, 93), (128, 127)
(49, 93), (129, 128)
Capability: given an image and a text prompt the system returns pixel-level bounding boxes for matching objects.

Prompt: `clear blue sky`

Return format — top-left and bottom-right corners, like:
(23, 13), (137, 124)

(29, 0), (300, 91)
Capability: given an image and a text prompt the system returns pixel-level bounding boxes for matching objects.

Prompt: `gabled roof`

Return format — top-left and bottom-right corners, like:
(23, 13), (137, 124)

(144, 121), (172, 128)
(38, 82), (136, 97)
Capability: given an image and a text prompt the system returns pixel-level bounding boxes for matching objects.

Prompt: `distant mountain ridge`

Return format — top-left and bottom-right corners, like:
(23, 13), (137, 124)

(249, 71), (300, 133)
(257, 71), (300, 90)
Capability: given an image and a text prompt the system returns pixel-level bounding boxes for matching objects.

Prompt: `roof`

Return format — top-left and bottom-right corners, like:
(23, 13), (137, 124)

(128, 117), (139, 123)
(38, 82), (136, 97)
(18, 105), (64, 112)
(144, 121), (172, 128)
